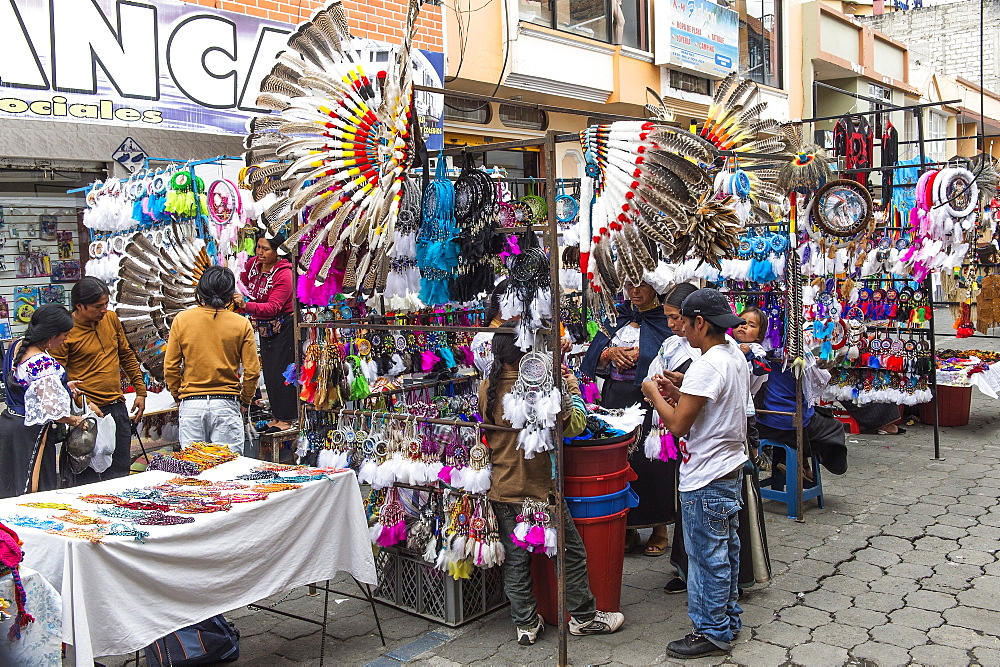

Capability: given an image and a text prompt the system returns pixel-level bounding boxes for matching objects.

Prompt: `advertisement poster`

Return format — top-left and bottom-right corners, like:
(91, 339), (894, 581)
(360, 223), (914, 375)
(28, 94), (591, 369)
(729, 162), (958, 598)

(0, 0), (444, 137)
(654, 0), (739, 79)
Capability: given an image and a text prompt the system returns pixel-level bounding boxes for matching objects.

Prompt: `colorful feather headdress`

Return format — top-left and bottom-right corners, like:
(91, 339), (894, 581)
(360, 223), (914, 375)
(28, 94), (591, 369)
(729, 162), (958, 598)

(242, 0), (422, 294)
(579, 72), (786, 313)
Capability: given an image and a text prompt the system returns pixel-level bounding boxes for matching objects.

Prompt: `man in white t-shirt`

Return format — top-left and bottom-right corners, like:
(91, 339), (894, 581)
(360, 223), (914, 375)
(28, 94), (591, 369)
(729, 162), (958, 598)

(642, 288), (750, 659)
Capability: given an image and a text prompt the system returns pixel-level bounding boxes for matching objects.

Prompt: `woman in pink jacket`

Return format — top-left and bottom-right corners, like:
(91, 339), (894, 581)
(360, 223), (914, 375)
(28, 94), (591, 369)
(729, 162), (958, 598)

(234, 233), (296, 432)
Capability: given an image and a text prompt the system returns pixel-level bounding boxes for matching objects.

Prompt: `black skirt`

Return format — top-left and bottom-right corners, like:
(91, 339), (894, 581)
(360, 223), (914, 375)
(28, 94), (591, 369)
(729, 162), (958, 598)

(600, 378), (677, 528)
(0, 411), (57, 498)
(259, 323), (298, 422)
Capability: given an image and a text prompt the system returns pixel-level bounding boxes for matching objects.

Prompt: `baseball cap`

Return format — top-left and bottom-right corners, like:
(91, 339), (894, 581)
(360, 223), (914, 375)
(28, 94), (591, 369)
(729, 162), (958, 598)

(680, 289), (745, 329)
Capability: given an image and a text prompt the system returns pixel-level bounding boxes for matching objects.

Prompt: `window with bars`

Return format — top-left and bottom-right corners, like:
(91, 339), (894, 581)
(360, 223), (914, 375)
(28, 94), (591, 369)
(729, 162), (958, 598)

(498, 104), (548, 130)
(669, 70), (712, 96)
(926, 111), (948, 161)
(443, 98), (491, 124)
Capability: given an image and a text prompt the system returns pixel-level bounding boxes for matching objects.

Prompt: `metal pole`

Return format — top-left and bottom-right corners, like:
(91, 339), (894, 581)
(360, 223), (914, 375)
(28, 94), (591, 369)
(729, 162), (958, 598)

(914, 109), (942, 460)
(544, 129), (569, 667)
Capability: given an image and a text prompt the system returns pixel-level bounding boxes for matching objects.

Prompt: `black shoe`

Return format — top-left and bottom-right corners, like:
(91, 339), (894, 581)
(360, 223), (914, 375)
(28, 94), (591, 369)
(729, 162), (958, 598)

(663, 577), (687, 594)
(666, 633), (728, 659)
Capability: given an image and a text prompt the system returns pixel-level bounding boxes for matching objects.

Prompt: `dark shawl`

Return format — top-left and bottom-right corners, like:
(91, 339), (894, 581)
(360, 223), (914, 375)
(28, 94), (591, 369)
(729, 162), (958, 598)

(581, 302), (673, 386)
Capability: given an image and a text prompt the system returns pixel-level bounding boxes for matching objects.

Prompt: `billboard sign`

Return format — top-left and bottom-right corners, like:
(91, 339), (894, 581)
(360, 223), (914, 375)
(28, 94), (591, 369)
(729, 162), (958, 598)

(654, 0), (739, 79)
(0, 0), (444, 138)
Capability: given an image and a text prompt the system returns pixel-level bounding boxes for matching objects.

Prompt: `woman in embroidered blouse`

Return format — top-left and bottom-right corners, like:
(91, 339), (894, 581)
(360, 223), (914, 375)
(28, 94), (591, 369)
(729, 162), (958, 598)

(233, 233), (296, 432)
(0, 304), (84, 498)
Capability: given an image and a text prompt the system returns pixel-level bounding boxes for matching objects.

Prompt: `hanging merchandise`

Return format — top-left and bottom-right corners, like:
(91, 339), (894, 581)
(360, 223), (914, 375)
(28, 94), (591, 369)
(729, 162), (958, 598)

(509, 498), (557, 558)
(881, 120), (899, 202)
(832, 115), (873, 187)
(898, 167), (977, 280)
(809, 179), (874, 238)
(241, 0), (420, 307)
(416, 158), (461, 305)
(450, 155), (497, 302)
(501, 345), (560, 459)
(579, 72), (787, 317)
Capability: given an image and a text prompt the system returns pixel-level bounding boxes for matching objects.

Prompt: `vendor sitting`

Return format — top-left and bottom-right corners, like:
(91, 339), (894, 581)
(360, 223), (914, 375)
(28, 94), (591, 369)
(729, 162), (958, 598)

(754, 357), (848, 476)
(481, 328), (624, 645)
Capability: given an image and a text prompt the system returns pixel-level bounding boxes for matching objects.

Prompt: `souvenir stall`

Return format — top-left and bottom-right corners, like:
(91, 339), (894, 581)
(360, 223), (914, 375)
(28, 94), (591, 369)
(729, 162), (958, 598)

(791, 84), (999, 458)
(71, 155), (265, 451)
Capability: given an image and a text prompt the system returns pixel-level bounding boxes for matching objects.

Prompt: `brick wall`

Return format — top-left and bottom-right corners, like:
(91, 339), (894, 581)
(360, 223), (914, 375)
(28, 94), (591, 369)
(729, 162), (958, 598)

(180, 0), (443, 51)
(860, 1), (1000, 94)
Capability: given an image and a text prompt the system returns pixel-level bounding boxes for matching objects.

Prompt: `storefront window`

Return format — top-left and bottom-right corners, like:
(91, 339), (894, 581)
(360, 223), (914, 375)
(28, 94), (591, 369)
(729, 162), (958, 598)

(520, 0), (639, 45)
(669, 70), (712, 96)
(738, 0), (781, 88)
(927, 111), (948, 161)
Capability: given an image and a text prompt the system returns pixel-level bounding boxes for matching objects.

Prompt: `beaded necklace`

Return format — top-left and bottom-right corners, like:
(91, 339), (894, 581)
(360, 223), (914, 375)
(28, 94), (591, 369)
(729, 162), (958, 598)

(19, 502), (73, 511)
(252, 483), (301, 494)
(50, 526), (104, 543)
(107, 523), (150, 543)
(4, 515), (64, 531)
(51, 510), (108, 526)
(97, 507), (151, 520)
(137, 513), (195, 526)
(79, 494), (123, 505)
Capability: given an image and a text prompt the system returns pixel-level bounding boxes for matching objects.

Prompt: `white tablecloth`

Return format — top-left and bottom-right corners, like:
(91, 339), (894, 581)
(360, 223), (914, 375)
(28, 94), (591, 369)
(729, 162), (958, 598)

(0, 458), (376, 665)
(0, 567), (62, 667)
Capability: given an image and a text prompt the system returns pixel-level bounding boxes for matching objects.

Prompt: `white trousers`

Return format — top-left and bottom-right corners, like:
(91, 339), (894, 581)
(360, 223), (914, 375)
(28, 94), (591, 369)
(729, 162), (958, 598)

(178, 397), (245, 454)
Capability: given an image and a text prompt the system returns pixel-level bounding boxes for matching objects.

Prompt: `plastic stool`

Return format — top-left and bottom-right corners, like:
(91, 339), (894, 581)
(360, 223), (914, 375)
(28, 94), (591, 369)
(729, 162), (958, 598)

(758, 438), (824, 519)
(834, 411), (861, 435)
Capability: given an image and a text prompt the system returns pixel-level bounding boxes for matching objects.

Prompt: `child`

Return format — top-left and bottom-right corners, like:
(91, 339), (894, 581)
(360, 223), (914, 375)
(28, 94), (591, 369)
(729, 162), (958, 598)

(733, 307), (770, 392)
(480, 328), (624, 645)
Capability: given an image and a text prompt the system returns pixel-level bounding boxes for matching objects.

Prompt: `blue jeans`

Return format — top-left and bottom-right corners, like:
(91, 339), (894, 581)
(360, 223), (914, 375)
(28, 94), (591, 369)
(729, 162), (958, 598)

(680, 475), (743, 649)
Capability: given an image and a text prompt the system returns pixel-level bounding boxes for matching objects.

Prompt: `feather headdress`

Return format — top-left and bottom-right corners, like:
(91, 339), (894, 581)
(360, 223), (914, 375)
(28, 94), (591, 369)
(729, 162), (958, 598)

(242, 0), (422, 295)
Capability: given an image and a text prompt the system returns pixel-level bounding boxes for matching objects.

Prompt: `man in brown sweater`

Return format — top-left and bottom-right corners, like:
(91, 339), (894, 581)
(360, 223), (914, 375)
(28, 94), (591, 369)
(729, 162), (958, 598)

(164, 266), (260, 453)
(51, 277), (148, 479)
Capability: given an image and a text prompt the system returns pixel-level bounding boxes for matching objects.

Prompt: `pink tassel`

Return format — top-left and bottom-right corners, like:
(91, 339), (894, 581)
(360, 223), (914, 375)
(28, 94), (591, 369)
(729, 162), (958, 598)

(582, 381), (601, 405)
(376, 519), (406, 547)
(421, 350), (439, 372)
(660, 432), (679, 460)
(438, 466), (453, 483)
(510, 531), (530, 549)
(525, 525), (546, 547)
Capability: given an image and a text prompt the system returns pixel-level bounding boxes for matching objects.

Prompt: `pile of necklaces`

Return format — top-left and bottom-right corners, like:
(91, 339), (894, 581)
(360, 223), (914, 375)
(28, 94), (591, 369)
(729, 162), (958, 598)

(146, 442), (239, 475)
(3, 463), (347, 544)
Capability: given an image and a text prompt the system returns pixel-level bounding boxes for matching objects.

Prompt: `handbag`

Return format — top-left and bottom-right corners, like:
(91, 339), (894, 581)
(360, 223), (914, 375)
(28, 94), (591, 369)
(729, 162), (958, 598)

(251, 313), (289, 339)
(62, 396), (98, 475)
(145, 615), (240, 666)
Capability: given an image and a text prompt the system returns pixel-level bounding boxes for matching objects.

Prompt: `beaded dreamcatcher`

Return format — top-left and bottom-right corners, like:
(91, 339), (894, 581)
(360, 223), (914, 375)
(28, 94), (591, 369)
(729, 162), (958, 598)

(500, 235), (552, 351)
(510, 498), (557, 558)
(416, 158), (461, 305)
(369, 487), (408, 548)
(464, 497), (504, 568)
(502, 346), (561, 459)
(435, 492), (474, 579)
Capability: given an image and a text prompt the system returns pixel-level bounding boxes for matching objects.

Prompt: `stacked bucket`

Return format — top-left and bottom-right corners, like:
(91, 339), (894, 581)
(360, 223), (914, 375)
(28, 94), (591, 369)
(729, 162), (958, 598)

(531, 431), (639, 624)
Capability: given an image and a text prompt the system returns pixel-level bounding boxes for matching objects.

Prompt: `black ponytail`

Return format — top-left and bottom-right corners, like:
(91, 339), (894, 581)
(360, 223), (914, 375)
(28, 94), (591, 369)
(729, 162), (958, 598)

(196, 265), (236, 316)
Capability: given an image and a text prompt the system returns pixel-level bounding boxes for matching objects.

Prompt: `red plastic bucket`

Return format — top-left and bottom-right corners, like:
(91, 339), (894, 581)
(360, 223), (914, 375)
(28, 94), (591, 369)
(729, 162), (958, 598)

(564, 466), (637, 497)
(919, 385), (973, 427)
(564, 434), (634, 477)
(530, 507), (629, 625)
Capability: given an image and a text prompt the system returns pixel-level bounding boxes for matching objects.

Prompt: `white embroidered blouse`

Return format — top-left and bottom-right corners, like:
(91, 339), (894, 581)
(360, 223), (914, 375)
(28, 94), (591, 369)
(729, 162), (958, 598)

(14, 353), (71, 427)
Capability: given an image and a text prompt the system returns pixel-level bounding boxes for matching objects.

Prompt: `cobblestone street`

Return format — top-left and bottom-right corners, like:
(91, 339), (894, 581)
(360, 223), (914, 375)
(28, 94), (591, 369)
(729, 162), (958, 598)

(102, 335), (1000, 666)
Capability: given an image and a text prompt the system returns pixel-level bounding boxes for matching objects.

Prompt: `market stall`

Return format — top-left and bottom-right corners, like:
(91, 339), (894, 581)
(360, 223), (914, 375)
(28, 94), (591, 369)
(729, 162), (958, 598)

(0, 456), (375, 665)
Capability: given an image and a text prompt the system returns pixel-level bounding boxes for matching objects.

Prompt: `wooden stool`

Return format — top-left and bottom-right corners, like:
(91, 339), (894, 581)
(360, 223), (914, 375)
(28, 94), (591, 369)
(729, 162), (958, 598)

(758, 438), (824, 520)
(258, 428), (298, 463)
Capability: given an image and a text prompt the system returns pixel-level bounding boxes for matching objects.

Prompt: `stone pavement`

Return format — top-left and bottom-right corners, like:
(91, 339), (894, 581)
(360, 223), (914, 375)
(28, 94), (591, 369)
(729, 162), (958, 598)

(101, 337), (1000, 666)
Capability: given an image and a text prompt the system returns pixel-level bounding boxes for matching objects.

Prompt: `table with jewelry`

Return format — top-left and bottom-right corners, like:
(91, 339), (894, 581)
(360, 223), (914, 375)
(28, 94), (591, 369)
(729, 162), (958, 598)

(0, 456), (376, 666)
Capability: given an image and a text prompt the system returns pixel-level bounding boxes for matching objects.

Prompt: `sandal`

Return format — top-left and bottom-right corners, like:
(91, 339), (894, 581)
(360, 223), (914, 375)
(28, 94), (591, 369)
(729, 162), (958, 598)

(876, 426), (907, 435)
(644, 534), (669, 557)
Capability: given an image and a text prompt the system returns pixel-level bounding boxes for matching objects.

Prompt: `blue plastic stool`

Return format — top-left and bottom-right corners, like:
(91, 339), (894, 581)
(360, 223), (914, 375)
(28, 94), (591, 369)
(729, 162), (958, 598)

(758, 438), (824, 519)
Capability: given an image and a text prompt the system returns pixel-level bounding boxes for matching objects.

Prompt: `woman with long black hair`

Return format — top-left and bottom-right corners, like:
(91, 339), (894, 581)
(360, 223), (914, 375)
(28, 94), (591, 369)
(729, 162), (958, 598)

(0, 304), (86, 498)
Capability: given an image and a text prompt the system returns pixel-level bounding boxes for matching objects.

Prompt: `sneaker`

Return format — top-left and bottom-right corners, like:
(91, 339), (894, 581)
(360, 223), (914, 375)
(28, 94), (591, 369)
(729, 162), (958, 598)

(666, 633), (728, 659)
(663, 577), (687, 594)
(516, 614), (545, 646)
(569, 610), (624, 636)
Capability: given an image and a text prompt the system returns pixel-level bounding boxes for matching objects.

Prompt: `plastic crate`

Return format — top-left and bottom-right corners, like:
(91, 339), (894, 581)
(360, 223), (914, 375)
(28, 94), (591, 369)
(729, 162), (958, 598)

(373, 547), (508, 626)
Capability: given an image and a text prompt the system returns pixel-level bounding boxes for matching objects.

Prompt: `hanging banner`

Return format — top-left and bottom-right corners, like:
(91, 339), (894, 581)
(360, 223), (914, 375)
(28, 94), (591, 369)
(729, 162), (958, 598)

(0, 0), (445, 137)
(653, 0), (739, 79)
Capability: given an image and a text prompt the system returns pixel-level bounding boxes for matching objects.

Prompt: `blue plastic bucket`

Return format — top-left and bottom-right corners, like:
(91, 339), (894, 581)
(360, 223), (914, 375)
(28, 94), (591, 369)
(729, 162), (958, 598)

(565, 484), (639, 519)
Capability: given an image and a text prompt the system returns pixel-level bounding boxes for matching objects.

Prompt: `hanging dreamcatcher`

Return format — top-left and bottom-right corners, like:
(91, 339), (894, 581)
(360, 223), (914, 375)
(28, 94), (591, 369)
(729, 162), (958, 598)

(242, 0), (423, 300)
